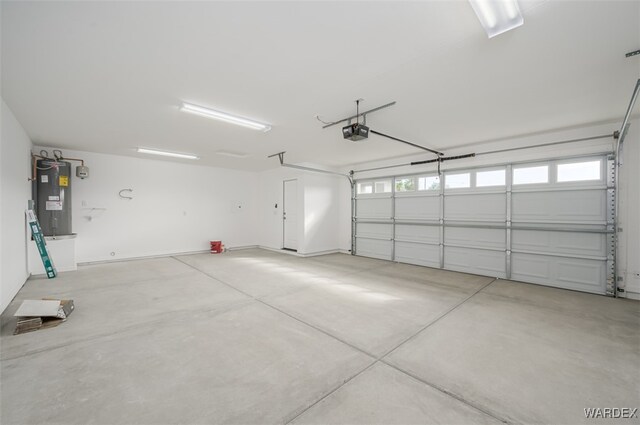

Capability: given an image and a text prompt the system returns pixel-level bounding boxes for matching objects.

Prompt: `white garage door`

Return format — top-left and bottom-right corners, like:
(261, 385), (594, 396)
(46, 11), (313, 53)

(354, 155), (615, 295)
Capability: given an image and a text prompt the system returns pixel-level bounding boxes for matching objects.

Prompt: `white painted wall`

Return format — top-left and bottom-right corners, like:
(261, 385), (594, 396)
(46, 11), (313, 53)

(34, 147), (260, 264)
(258, 165), (342, 255)
(339, 120), (640, 298)
(301, 173), (341, 255)
(20, 144), (343, 273)
(1, 99), (32, 313)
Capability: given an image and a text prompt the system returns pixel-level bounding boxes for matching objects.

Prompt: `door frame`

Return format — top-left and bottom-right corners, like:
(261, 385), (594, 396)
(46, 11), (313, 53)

(282, 178), (298, 251)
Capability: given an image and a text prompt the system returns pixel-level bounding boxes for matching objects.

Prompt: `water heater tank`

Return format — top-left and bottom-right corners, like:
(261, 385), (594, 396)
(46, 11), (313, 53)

(35, 159), (72, 236)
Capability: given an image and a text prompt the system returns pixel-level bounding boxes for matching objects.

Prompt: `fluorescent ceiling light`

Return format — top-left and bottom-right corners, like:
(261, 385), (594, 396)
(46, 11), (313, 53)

(181, 102), (271, 132)
(137, 148), (199, 160)
(468, 0), (524, 38)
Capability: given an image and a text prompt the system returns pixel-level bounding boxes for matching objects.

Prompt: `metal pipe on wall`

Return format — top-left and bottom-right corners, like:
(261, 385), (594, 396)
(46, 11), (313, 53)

(268, 151), (351, 179)
(474, 134), (613, 157)
(618, 79), (640, 142)
(280, 163), (349, 178)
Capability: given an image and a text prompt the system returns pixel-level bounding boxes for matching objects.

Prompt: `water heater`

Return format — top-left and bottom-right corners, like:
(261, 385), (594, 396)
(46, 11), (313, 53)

(35, 159), (72, 236)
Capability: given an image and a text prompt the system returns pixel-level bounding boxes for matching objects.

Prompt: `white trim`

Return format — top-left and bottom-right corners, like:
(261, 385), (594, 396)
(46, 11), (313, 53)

(226, 245), (261, 251)
(77, 245), (260, 266)
(621, 291), (640, 301)
(78, 250), (209, 265)
(258, 246), (342, 258)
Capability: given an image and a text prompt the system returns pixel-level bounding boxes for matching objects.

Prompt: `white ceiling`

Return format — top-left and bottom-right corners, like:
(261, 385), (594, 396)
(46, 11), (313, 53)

(2, 1), (639, 171)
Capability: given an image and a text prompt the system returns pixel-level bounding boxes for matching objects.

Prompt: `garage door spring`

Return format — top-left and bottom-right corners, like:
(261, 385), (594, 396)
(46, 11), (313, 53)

(410, 153), (476, 174)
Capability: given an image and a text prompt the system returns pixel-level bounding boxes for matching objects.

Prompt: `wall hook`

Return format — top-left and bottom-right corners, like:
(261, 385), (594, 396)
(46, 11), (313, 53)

(119, 189), (133, 200)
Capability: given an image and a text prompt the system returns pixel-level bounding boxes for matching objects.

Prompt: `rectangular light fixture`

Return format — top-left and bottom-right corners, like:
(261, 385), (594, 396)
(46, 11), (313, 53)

(137, 148), (199, 160)
(468, 0), (523, 38)
(181, 102), (271, 132)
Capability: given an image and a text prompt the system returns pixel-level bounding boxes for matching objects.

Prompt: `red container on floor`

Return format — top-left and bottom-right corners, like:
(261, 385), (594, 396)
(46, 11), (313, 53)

(210, 240), (223, 254)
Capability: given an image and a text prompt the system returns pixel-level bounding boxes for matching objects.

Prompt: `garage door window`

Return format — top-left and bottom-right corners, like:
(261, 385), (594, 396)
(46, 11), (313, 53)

(513, 165), (549, 185)
(358, 180), (392, 195)
(395, 177), (415, 192)
(445, 173), (471, 189)
(357, 182), (373, 194)
(557, 160), (601, 182)
(418, 175), (440, 191)
(375, 180), (392, 193)
(476, 169), (506, 187)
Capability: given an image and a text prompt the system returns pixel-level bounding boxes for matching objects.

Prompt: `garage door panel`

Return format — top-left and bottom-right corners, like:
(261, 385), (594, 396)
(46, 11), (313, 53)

(446, 227), (506, 250)
(356, 223), (392, 240)
(395, 242), (440, 268)
(512, 230), (607, 258)
(444, 247), (506, 278)
(354, 155), (611, 295)
(356, 198), (392, 219)
(557, 260), (606, 287)
(510, 254), (549, 280)
(395, 196), (439, 220)
(355, 238), (392, 261)
(511, 253), (606, 294)
(395, 224), (439, 244)
(512, 190), (606, 223)
(445, 193), (506, 221)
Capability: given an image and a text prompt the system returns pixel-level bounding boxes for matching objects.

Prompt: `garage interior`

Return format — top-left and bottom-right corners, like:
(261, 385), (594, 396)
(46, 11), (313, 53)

(1, 1), (639, 424)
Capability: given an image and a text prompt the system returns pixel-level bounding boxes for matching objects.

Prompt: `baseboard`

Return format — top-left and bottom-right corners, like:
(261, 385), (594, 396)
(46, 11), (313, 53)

(78, 250), (209, 265)
(30, 265), (77, 276)
(622, 291), (640, 301)
(258, 246), (304, 257)
(226, 245), (259, 251)
(97, 244), (347, 259)
(299, 249), (342, 257)
(78, 245), (259, 266)
(258, 246), (344, 258)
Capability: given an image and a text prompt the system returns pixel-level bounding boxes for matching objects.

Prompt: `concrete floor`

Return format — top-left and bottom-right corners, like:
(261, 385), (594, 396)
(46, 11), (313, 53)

(1, 248), (638, 425)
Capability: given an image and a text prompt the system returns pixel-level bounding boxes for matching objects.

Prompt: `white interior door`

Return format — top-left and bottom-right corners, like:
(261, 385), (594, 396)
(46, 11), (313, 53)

(283, 179), (298, 251)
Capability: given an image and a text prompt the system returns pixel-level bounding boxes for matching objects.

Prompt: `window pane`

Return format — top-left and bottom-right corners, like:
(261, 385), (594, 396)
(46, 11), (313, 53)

(476, 169), (505, 187)
(557, 161), (600, 182)
(357, 182), (373, 194)
(418, 175), (440, 191)
(374, 180), (391, 193)
(445, 173), (470, 189)
(395, 177), (415, 192)
(513, 166), (548, 185)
